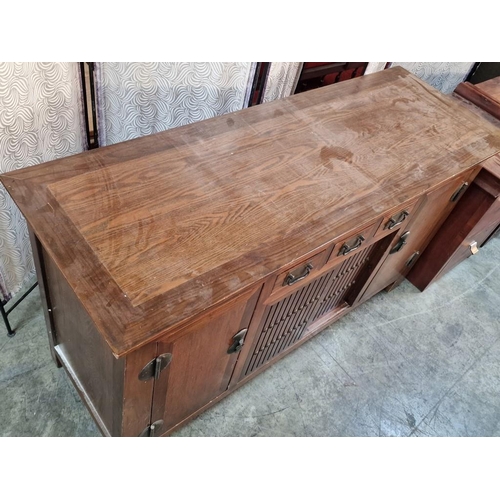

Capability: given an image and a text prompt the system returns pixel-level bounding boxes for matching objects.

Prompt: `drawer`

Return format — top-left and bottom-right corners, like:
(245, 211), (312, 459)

(271, 248), (329, 297)
(327, 219), (380, 267)
(375, 198), (419, 237)
(428, 197), (500, 284)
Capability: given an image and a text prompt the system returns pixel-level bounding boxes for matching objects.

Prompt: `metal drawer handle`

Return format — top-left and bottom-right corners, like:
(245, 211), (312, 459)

(386, 210), (409, 230)
(469, 241), (479, 255)
(338, 235), (365, 256)
(283, 263), (314, 286)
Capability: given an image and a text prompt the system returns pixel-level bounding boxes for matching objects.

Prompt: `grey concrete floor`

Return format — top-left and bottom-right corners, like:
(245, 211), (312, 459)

(1, 234), (500, 437)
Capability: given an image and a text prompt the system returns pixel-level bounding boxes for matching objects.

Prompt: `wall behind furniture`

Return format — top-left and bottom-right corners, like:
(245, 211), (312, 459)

(390, 62), (475, 94)
(262, 62), (303, 103)
(95, 62), (256, 146)
(262, 62), (477, 102)
(0, 62), (85, 302)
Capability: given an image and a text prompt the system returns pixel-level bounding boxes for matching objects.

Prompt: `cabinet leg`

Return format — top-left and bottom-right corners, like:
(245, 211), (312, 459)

(49, 337), (62, 368)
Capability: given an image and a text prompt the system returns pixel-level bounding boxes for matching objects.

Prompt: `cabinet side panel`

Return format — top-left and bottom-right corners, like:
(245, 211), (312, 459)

(28, 227), (60, 366)
(42, 247), (125, 436)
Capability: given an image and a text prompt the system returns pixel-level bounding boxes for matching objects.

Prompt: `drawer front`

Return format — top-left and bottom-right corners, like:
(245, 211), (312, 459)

(376, 199), (419, 237)
(327, 219), (380, 267)
(270, 248), (329, 298)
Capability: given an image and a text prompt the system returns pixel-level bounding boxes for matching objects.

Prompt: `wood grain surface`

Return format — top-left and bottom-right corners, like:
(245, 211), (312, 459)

(2, 66), (500, 358)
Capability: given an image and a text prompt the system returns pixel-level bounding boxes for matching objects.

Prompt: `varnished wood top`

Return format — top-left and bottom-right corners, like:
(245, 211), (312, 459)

(3, 67), (500, 357)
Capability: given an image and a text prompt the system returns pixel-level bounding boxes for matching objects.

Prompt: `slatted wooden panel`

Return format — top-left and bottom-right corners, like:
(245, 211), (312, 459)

(311, 246), (372, 323)
(245, 273), (329, 375)
(245, 245), (373, 376)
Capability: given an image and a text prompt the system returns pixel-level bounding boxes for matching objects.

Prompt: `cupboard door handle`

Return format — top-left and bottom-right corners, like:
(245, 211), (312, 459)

(227, 328), (248, 354)
(406, 251), (420, 267)
(386, 210), (409, 230)
(390, 231), (410, 254)
(338, 235), (365, 256)
(283, 263), (314, 286)
(450, 182), (469, 202)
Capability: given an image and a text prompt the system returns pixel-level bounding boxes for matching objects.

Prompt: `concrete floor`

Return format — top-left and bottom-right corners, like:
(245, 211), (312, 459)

(1, 234), (500, 437)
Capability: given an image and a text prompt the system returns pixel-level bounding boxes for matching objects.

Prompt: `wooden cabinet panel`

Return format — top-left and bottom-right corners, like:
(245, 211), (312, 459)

(152, 286), (261, 432)
(242, 273), (329, 377)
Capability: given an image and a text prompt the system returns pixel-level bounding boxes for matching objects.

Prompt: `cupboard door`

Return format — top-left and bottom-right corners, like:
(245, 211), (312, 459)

(239, 243), (376, 379)
(152, 285), (261, 432)
(361, 170), (476, 300)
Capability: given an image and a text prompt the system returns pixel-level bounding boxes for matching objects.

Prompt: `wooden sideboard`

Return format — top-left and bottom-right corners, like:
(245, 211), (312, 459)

(2, 67), (500, 437)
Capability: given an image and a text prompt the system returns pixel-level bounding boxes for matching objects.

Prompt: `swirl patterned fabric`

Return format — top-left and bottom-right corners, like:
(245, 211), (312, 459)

(365, 62), (388, 75)
(262, 62), (303, 103)
(390, 62), (474, 94)
(95, 62), (256, 146)
(0, 62), (85, 302)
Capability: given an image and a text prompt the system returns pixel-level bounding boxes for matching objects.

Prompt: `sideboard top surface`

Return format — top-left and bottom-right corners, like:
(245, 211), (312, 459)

(3, 66), (500, 357)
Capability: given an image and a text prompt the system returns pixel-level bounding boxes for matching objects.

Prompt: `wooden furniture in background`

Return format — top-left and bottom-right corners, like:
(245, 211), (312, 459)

(294, 62), (367, 94)
(454, 76), (500, 121)
(408, 76), (500, 290)
(467, 63), (500, 85)
(2, 67), (500, 437)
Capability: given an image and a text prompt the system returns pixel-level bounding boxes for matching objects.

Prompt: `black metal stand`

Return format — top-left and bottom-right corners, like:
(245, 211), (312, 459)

(1, 282), (38, 337)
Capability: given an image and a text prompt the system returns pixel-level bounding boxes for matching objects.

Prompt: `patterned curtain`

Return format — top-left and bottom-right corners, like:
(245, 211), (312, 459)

(390, 62), (475, 94)
(365, 62), (388, 75)
(262, 62), (303, 103)
(260, 62), (475, 103)
(0, 62), (86, 302)
(95, 62), (257, 146)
